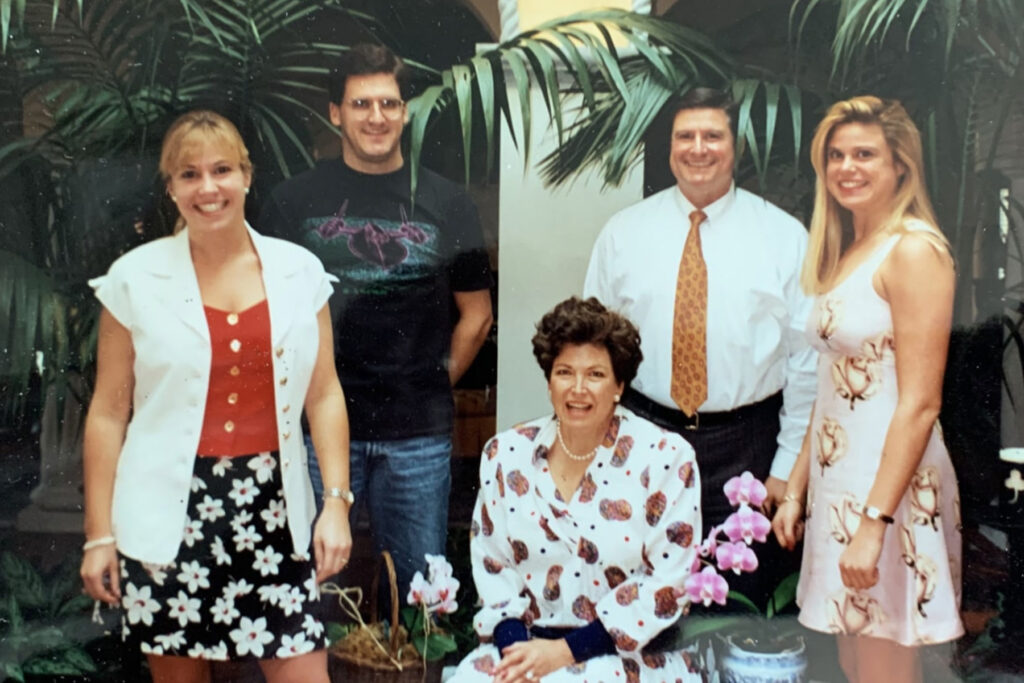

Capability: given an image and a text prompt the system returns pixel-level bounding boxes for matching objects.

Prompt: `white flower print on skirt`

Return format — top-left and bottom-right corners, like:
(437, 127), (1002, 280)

(119, 452), (327, 660)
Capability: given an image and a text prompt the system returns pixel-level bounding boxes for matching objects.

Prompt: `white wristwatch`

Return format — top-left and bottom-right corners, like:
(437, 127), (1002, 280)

(862, 505), (894, 524)
(324, 487), (355, 504)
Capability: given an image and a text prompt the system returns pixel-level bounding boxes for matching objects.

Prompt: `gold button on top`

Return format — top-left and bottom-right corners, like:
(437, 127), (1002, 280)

(283, 431), (291, 440)
(282, 404), (290, 413)
(229, 366), (240, 377)
(226, 313), (239, 325)
(224, 420), (235, 433)
(229, 339), (241, 353)
(279, 377), (288, 386)
(275, 347), (284, 358)
(227, 393), (239, 405)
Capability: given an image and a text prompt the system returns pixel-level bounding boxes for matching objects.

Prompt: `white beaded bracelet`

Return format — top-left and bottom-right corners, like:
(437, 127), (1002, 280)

(82, 536), (116, 552)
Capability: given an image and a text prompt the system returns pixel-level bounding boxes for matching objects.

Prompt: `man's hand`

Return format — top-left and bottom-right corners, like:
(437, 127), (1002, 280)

(493, 639), (574, 683)
(763, 476), (787, 512)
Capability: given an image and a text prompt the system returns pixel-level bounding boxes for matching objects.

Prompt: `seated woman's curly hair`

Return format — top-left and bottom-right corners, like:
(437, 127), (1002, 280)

(532, 297), (643, 386)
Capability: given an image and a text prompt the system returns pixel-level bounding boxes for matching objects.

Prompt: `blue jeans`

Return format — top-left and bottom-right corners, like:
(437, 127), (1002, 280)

(306, 432), (452, 596)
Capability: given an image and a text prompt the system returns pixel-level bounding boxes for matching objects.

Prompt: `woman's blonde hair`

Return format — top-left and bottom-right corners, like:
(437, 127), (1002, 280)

(160, 110), (253, 233)
(801, 96), (947, 294)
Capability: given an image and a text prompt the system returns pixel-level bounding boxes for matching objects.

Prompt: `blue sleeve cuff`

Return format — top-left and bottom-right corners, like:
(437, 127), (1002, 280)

(494, 619), (530, 653)
(564, 620), (617, 662)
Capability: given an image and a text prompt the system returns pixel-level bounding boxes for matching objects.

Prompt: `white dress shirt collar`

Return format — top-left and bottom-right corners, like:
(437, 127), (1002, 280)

(671, 182), (737, 225)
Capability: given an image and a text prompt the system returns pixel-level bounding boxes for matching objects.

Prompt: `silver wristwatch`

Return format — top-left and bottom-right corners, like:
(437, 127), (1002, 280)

(324, 487), (355, 504)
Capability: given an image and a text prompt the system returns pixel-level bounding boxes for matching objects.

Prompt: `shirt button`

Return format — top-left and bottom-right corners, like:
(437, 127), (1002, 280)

(226, 313), (239, 325)
(282, 404), (290, 413)
(275, 347), (284, 358)
(230, 366), (240, 377)
(224, 420), (235, 433)
(227, 393), (239, 405)
(283, 431), (291, 440)
(279, 377), (287, 386)
(230, 339), (241, 353)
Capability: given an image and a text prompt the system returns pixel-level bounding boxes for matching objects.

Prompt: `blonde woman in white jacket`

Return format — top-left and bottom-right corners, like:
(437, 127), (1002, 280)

(80, 110), (352, 683)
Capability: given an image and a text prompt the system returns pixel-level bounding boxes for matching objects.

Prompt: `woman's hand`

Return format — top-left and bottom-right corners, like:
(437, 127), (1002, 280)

(493, 639), (574, 683)
(838, 521), (885, 589)
(313, 500), (353, 582)
(771, 500), (804, 551)
(80, 545), (121, 605)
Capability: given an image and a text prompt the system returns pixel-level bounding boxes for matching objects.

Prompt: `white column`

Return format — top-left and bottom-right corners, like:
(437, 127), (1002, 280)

(495, 75), (644, 430)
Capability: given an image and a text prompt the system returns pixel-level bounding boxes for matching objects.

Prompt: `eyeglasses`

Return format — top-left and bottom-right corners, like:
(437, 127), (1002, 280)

(345, 97), (405, 118)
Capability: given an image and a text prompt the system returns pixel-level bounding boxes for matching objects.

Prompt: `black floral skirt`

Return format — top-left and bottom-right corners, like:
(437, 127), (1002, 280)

(119, 452), (327, 660)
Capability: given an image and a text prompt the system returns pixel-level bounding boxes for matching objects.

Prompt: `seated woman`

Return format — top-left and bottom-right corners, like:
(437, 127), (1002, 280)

(453, 297), (703, 683)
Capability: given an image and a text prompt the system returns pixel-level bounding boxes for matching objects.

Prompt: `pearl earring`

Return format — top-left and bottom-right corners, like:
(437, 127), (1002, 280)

(245, 187), (250, 195)
(614, 394), (621, 403)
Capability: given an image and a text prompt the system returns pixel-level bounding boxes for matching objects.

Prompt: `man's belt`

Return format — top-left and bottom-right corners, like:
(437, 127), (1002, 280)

(624, 388), (782, 431)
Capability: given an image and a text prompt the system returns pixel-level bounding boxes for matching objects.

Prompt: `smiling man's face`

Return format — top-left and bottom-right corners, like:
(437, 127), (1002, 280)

(669, 107), (735, 208)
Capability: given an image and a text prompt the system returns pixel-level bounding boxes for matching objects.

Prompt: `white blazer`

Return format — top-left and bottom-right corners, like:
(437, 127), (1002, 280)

(90, 226), (334, 564)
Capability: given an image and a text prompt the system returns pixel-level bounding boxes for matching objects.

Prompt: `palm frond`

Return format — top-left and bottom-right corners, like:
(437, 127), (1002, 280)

(538, 60), (686, 188)
(407, 9), (730, 190)
(732, 78), (804, 189)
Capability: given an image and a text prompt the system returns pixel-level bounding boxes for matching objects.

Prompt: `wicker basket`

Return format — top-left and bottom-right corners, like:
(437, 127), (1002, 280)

(328, 551), (443, 683)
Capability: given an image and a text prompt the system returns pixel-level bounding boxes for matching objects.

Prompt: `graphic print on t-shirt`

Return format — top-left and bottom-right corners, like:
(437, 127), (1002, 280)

(299, 200), (442, 292)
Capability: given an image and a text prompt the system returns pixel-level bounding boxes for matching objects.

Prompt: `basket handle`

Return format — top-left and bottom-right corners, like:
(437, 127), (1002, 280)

(369, 550), (402, 659)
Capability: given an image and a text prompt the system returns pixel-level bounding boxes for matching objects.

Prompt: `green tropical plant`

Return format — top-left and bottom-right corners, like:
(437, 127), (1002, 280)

(0, 3), (742, 426)
(0, 0), (380, 427)
(0, 550), (104, 682)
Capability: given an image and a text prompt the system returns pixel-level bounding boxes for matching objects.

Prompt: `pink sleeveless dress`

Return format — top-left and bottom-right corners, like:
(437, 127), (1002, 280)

(796, 228), (964, 646)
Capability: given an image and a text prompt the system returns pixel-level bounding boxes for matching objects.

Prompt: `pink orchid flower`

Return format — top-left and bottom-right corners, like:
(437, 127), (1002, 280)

(425, 553), (454, 580)
(407, 570), (436, 606)
(722, 504), (771, 546)
(723, 471), (768, 508)
(715, 541), (759, 575)
(433, 577), (460, 614)
(408, 555), (460, 614)
(684, 566), (729, 607)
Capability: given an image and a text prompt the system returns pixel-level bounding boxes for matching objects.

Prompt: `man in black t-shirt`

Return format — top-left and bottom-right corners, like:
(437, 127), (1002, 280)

(259, 44), (493, 594)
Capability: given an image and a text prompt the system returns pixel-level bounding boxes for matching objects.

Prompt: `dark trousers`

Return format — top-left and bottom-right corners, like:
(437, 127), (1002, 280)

(623, 388), (798, 611)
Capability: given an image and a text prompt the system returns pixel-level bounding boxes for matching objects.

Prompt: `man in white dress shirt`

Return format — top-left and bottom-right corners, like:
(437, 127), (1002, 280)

(584, 88), (816, 570)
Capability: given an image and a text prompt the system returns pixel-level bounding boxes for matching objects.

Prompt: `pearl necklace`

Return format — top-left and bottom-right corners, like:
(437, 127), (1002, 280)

(555, 419), (598, 462)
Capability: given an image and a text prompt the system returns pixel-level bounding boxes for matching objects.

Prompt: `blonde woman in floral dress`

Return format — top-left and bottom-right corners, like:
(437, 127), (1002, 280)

(772, 96), (963, 683)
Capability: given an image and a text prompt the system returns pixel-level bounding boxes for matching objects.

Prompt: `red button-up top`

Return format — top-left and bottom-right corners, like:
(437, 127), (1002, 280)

(196, 300), (279, 456)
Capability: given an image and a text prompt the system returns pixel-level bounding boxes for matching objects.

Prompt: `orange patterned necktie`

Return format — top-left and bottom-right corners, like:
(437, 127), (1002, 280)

(670, 209), (708, 416)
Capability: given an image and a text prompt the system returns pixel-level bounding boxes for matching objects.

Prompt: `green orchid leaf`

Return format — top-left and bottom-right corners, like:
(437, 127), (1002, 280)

(680, 615), (746, 642)
(326, 621), (349, 646)
(767, 571), (800, 618)
(725, 590), (761, 614)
